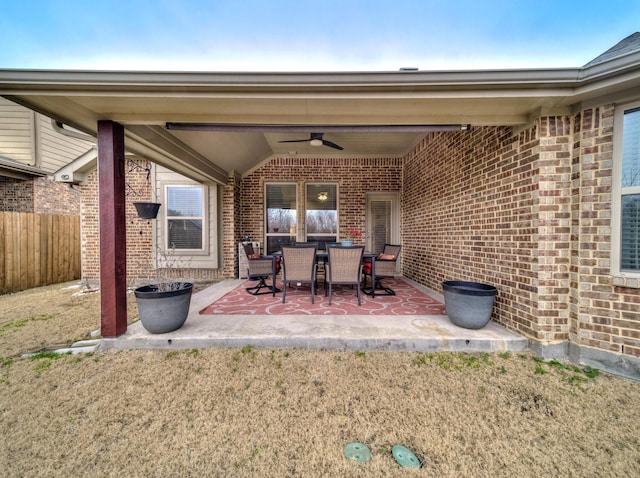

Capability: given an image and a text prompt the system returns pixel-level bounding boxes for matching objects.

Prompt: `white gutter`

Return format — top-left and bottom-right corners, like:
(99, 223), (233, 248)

(51, 119), (95, 142)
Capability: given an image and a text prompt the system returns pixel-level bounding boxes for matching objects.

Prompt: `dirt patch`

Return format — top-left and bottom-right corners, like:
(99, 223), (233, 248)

(1, 282), (639, 477)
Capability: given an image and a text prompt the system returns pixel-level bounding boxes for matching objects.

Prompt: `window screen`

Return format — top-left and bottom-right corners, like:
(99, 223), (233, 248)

(621, 107), (640, 271)
(166, 185), (204, 250)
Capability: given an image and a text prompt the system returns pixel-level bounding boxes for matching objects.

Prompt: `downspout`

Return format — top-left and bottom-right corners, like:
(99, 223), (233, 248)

(51, 119), (96, 143)
(27, 111), (41, 167)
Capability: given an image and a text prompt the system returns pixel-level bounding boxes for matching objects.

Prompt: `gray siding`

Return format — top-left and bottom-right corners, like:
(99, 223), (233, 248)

(37, 114), (93, 172)
(0, 97), (33, 164)
(0, 97), (94, 174)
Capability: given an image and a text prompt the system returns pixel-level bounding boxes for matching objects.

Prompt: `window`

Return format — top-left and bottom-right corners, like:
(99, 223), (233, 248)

(265, 184), (297, 254)
(165, 184), (205, 251)
(613, 102), (640, 274)
(306, 184), (337, 249)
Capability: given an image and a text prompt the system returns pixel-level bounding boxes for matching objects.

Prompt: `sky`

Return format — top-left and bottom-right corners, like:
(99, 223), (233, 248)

(0, 0), (638, 72)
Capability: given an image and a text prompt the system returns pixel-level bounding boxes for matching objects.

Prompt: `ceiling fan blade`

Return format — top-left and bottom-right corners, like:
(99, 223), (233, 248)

(278, 139), (310, 143)
(322, 139), (344, 150)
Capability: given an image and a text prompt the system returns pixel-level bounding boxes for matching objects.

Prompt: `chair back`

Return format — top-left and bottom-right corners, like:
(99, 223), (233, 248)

(376, 244), (402, 276)
(243, 242), (257, 258)
(328, 246), (364, 283)
(382, 244), (401, 258)
(281, 244), (317, 282)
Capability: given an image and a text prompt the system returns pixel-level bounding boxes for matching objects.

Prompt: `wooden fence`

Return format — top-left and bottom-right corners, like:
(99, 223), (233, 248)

(0, 212), (81, 294)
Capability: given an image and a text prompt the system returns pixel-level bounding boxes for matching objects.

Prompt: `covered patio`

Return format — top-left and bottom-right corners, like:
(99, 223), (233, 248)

(3, 33), (640, 379)
(101, 278), (528, 353)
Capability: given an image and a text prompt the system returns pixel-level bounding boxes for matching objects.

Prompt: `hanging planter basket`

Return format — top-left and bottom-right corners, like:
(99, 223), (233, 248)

(133, 202), (161, 219)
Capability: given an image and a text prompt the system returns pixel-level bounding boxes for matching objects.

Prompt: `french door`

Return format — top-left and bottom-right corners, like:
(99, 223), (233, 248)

(365, 192), (399, 261)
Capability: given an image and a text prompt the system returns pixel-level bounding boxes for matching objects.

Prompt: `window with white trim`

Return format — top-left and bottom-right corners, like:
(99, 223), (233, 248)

(164, 184), (205, 251)
(613, 102), (640, 274)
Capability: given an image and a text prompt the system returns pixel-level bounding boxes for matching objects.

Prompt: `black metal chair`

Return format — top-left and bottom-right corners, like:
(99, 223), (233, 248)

(243, 243), (281, 296)
(362, 244), (402, 298)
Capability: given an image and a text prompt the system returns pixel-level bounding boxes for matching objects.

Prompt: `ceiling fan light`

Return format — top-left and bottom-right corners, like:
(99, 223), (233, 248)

(309, 139), (323, 146)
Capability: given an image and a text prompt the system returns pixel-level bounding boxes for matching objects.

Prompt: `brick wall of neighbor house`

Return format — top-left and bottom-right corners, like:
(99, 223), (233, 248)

(0, 176), (34, 212)
(241, 157), (403, 248)
(33, 177), (81, 215)
(0, 176), (80, 214)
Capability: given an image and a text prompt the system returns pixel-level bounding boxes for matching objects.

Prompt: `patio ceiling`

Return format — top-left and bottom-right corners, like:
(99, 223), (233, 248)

(2, 47), (640, 183)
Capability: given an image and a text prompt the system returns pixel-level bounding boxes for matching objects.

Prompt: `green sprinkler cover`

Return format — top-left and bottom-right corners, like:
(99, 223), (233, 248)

(343, 442), (371, 463)
(392, 445), (421, 468)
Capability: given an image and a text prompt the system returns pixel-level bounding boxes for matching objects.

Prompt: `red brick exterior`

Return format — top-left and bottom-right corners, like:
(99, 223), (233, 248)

(240, 157), (402, 246)
(0, 177), (34, 212)
(77, 105), (640, 368)
(80, 161), (226, 285)
(222, 172), (242, 278)
(402, 107), (639, 362)
(0, 176), (79, 214)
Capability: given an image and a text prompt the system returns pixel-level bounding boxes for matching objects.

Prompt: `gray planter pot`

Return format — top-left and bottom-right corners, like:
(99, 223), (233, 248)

(134, 282), (193, 334)
(442, 281), (497, 329)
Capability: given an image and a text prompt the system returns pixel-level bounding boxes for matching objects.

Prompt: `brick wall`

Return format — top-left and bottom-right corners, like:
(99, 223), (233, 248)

(80, 161), (226, 285)
(241, 156), (403, 247)
(571, 106), (640, 358)
(403, 126), (540, 338)
(33, 177), (81, 215)
(222, 172), (242, 278)
(73, 111), (640, 365)
(81, 163), (157, 284)
(0, 176), (34, 212)
(402, 109), (640, 361)
(79, 170), (99, 279)
(0, 176), (80, 215)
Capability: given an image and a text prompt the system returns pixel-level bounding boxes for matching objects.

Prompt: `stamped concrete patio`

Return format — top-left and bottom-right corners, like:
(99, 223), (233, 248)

(100, 278), (528, 353)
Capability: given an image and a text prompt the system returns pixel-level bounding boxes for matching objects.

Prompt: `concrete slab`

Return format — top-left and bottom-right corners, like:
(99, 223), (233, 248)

(101, 278), (529, 353)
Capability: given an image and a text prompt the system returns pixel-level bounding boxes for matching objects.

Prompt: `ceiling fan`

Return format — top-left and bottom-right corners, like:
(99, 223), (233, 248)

(278, 132), (344, 151)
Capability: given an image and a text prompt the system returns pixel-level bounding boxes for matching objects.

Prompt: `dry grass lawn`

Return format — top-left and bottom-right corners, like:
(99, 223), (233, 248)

(1, 281), (640, 477)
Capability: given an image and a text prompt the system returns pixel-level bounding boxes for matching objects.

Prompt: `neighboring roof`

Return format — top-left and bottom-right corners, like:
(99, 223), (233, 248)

(0, 155), (47, 180)
(583, 32), (640, 67)
(2, 34), (640, 182)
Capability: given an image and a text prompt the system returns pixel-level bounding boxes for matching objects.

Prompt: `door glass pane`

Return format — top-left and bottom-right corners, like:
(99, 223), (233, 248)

(306, 184), (337, 249)
(266, 184), (297, 254)
(370, 199), (391, 253)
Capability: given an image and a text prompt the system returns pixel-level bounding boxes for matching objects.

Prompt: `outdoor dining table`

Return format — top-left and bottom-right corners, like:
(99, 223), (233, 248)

(271, 250), (375, 262)
(271, 249), (377, 286)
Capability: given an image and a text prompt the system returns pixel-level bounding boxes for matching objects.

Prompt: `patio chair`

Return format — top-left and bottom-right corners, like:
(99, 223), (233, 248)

(281, 244), (317, 304)
(362, 244), (402, 298)
(243, 243), (281, 296)
(325, 245), (365, 305)
(292, 241), (325, 287)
